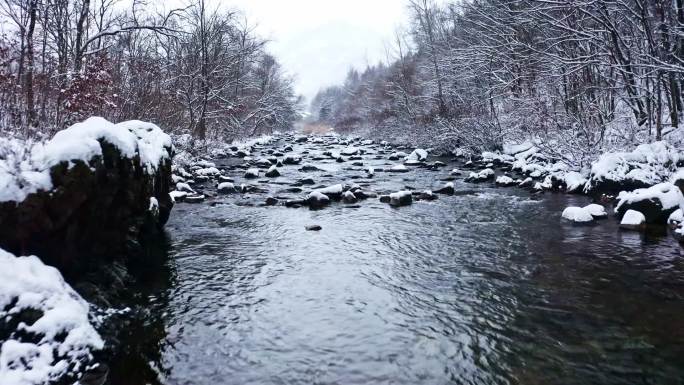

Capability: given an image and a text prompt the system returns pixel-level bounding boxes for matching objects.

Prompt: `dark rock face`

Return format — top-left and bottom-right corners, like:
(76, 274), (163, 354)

(0, 139), (174, 276)
(615, 197), (675, 224)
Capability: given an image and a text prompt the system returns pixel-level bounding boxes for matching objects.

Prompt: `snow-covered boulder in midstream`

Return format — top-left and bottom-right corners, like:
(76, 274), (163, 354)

(405, 149), (428, 162)
(0, 248), (104, 385)
(620, 210), (647, 231)
(615, 182), (683, 224)
(306, 191), (330, 209)
(495, 175), (517, 187)
(283, 154), (302, 165)
(389, 190), (413, 207)
(561, 207), (595, 223)
(389, 164), (409, 173)
(585, 141), (682, 195)
(265, 165), (280, 178)
(0, 117), (174, 274)
(466, 168), (495, 182)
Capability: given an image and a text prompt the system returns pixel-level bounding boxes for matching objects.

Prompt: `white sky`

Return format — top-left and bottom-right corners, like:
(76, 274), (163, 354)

(226, 0), (413, 103)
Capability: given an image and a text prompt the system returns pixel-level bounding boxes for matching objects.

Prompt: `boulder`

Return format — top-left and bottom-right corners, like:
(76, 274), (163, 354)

(244, 168), (260, 179)
(306, 191), (330, 209)
(0, 118), (173, 275)
(620, 209), (646, 231)
(389, 190), (413, 207)
(495, 175), (517, 187)
(561, 207), (594, 223)
(265, 165), (280, 178)
(615, 182), (683, 224)
(217, 182), (237, 194)
(434, 182), (455, 195)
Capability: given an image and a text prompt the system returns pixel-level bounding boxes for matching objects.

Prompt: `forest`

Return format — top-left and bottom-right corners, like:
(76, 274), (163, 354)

(312, 0), (684, 167)
(0, 0), (301, 143)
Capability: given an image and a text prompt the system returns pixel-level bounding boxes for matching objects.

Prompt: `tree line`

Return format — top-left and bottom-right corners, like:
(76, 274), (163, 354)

(312, 0), (683, 165)
(0, 0), (302, 141)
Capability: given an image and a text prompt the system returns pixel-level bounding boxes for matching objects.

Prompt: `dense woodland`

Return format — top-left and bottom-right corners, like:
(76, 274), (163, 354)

(312, 0), (684, 166)
(0, 0), (301, 141)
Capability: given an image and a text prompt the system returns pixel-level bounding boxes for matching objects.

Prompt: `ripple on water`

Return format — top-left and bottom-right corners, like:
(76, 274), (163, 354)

(124, 143), (684, 385)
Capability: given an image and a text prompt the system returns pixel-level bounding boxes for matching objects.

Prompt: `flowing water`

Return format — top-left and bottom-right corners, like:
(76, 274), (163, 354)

(109, 136), (684, 385)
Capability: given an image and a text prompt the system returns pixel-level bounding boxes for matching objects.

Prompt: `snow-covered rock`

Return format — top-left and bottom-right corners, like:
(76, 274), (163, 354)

(0, 248), (104, 385)
(620, 209), (646, 230)
(306, 191), (330, 209)
(495, 175), (517, 187)
(389, 190), (413, 207)
(0, 117), (173, 203)
(388, 151), (408, 161)
(586, 141), (682, 195)
(176, 182), (194, 193)
(667, 208), (683, 228)
(315, 184), (344, 199)
(562, 206), (594, 223)
(466, 168), (495, 182)
(265, 165), (280, 178)
(585, 204), (608, 218)
(389, 164), (409, 173)
(434, 182), (455, 194)
(615, 182), (683, 224)
(244, 168), (260, 179)
(255, 158), (273, 168)
(343, 191), (358, 203)
(282, 154), (302, 165)
(217, 182), (236, 194)
(341, 147), (360, 156)
(405, 149), (428, 162)
(0, 118), (174, 271)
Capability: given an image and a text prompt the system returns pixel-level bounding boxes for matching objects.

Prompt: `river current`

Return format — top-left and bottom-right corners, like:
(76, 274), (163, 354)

(108, 136), (684, 385)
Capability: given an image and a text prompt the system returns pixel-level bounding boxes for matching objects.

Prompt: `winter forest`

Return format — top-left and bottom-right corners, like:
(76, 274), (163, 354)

(2, 1), (684, 385)
(0, 0), (301, 142)
(313, 0), (684, 167)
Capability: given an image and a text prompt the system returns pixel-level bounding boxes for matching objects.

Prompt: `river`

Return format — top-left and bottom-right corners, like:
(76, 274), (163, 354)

(108, 135), (684, 385)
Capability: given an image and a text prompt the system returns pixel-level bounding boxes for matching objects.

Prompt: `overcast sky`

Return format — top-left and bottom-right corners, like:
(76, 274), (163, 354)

(227, 0), (413, 104)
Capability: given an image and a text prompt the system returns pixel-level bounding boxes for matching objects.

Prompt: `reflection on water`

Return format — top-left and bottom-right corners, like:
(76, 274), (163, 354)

(114, 149), (684, 385)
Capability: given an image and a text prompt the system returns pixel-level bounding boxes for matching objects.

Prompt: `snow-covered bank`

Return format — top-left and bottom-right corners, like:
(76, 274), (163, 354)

(0, 117), (172, 203)
(0, 117), (174, 273)
(0, 248), (103, 385)
(455, 135), (684, 240)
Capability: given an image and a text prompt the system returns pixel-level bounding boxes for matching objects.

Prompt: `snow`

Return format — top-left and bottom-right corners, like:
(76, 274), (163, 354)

(668, 208), (683, 226)
(169, 190), (188, 202)
(195, 167), (221, 176)
(389, 190), (413, 206)
(616, 182), (684, 213)
(0, 248), (103, 385)
(563, 171), (587, 193)
(405, 149), (428, 162)
(217, 182), (236, 193)
(585, 204), (607, 218)
(148, 197), (159, 215)
(245, 168), (260, 178)
(307, 191), (330, 202)
(621, 210), (646, 227)
(341, 147), (359, 156)
(390, 164), (408, 172)
(587, 141), (680, 190)
(316, 184), (343, 196)
(0, 117), (172, 203)
(176, 182), (194, 193)
(496, 175), (515, 185)
(562, 207), (594, 223)
(468, 168), (495, 181)
(503, 141), (535, 155)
